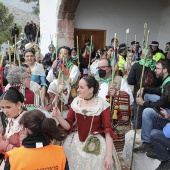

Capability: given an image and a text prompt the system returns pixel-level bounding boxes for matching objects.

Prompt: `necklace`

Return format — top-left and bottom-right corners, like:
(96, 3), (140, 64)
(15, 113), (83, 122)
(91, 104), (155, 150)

(84, 95), (94, 104)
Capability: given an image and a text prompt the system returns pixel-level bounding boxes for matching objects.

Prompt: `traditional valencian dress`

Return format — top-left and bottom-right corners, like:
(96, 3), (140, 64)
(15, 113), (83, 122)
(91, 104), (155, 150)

(30, 62), (47, 86)
(63, 96), (121, 170)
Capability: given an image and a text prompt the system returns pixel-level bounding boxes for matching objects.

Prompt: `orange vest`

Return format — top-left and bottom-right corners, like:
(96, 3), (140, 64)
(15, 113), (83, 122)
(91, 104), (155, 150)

(5, 145), (66, 170)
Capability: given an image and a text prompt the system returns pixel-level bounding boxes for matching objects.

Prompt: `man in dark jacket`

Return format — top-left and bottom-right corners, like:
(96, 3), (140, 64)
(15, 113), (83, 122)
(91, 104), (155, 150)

(11, 24), (19, 44)
(133, 59), (170, 153)
(127, 49), (161, 129)
(24, 22), (31, 42)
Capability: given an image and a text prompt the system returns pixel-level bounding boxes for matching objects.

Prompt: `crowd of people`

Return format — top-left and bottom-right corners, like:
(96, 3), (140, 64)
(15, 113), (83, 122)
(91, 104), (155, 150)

(0, 34), (170, 170)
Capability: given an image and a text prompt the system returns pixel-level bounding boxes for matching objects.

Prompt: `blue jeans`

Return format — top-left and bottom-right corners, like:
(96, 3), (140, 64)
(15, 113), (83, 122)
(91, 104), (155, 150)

(142, 106), (170, 143)
(141, 108), (157, 143)
(144, 93), (160, 102)
(151, 129), (170, 161)
(133, 94), (160, 130)
(150, 114), (170, 161)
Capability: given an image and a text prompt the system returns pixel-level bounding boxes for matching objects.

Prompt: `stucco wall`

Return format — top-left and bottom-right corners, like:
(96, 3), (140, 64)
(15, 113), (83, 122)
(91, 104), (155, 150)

(75, 0), (167, 49)
(40, 0), (170, 55)
(40, 0), (59, 54)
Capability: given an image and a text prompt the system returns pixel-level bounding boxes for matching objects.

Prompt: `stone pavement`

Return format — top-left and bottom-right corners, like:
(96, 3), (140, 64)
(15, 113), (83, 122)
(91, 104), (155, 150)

(0, 161), (4, 170)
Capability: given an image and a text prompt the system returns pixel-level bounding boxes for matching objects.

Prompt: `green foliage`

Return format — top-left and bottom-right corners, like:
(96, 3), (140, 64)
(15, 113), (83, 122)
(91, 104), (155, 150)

(0, 2), (14, 45)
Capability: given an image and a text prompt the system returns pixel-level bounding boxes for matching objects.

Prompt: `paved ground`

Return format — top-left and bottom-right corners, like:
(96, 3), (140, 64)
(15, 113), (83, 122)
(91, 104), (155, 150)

(0, 161), (4, 170)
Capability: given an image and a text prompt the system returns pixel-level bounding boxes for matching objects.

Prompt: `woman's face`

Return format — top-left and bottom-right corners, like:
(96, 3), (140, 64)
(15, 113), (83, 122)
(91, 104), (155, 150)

(1, 100), (22, 118)
(24, 52), (35, 65)
(77, 79), (93, 99)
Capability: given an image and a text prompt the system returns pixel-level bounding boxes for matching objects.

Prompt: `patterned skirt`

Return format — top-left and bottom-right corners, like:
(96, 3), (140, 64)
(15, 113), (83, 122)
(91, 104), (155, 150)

(63, 132), (121, 170)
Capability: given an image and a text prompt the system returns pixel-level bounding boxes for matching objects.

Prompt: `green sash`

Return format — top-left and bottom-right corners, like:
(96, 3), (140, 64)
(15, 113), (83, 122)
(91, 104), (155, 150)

(161, 76), (170, 93)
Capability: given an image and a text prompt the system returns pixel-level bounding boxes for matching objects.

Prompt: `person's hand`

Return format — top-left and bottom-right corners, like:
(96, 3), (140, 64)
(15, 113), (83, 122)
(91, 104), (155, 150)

(160, 108), (169, 119)
(109, 87), (117, 97)
(58, 83), (65, 93)
(104, 155), (113, 170)
(136, 88), (144, 97)
(51, 107), (62, 119)
(136, 97), (144, 106)
(51, 59), (58, 69)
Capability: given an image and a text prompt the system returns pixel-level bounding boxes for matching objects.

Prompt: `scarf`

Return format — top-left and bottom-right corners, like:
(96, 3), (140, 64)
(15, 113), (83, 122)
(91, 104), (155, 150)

(139, 58), (156, 71)
(161, 76), (170, 93)
(66, 60), (74, 70)
(22, 133), (49, 148)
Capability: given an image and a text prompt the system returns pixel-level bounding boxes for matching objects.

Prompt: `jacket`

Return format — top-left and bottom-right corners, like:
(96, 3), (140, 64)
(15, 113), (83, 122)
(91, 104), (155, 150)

(4, 134), (69, 170)
(143, 76), (170, 109)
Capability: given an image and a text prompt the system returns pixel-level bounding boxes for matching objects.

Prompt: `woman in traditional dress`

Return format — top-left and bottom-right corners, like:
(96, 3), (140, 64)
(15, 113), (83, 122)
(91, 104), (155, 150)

(0, 87), (26, 154)
(52, 76), (121, 170)
(5, 66), (43, 108)
(23, 48), (47, 106)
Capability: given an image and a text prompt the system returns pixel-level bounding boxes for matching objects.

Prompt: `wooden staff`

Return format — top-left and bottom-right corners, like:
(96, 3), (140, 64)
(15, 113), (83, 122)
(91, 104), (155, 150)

(88, 35), (93, 75)
(56, 33), (58, 47)
(126, 28), (130, 53)
(0, 52), (4, 92)
(7, 41), (11, 64)
(76, 36), (80, 68)
(130, 30), (150, 170)
(0, 52), (5, 66)
(35, 25), (40, 44)
(14, 34), (17, 65)
(143, 23), (147, 49)
(134, 35), (137, 61)
(55, 69), (61, 108)
(17, 49), (21, 66)
(126, 28), (129, 46)
(110, 33), (116, 110)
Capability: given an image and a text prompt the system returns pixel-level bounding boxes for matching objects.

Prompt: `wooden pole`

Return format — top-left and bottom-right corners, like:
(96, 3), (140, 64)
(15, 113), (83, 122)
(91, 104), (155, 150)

(110, 33), (116, 109)
(130, 30), (150, 170)
(76, 36), (80, 68)
(35, 25), (40, 44)
(143, 23), (147, 50)
(14, 34), (17, 65)
(126, 28), (129, 46)
(0, 52), (5, 66)
(88, 35), (93, 75)
(8, 41), (11, 64)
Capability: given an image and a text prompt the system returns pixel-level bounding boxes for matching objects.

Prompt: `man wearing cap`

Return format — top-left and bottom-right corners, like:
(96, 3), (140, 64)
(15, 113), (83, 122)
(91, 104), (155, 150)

(151, 41), (165, 62)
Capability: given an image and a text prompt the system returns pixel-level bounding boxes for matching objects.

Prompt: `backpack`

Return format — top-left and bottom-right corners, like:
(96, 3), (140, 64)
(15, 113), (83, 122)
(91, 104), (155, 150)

(143, 67), (156, 87)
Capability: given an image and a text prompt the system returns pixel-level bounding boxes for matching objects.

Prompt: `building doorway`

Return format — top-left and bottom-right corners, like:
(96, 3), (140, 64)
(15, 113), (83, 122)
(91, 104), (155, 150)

(74, 28), (106, 52)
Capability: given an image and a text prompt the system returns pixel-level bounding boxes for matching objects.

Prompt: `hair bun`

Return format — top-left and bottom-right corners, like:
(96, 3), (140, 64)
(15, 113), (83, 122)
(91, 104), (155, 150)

(9, 87), (25, 103)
